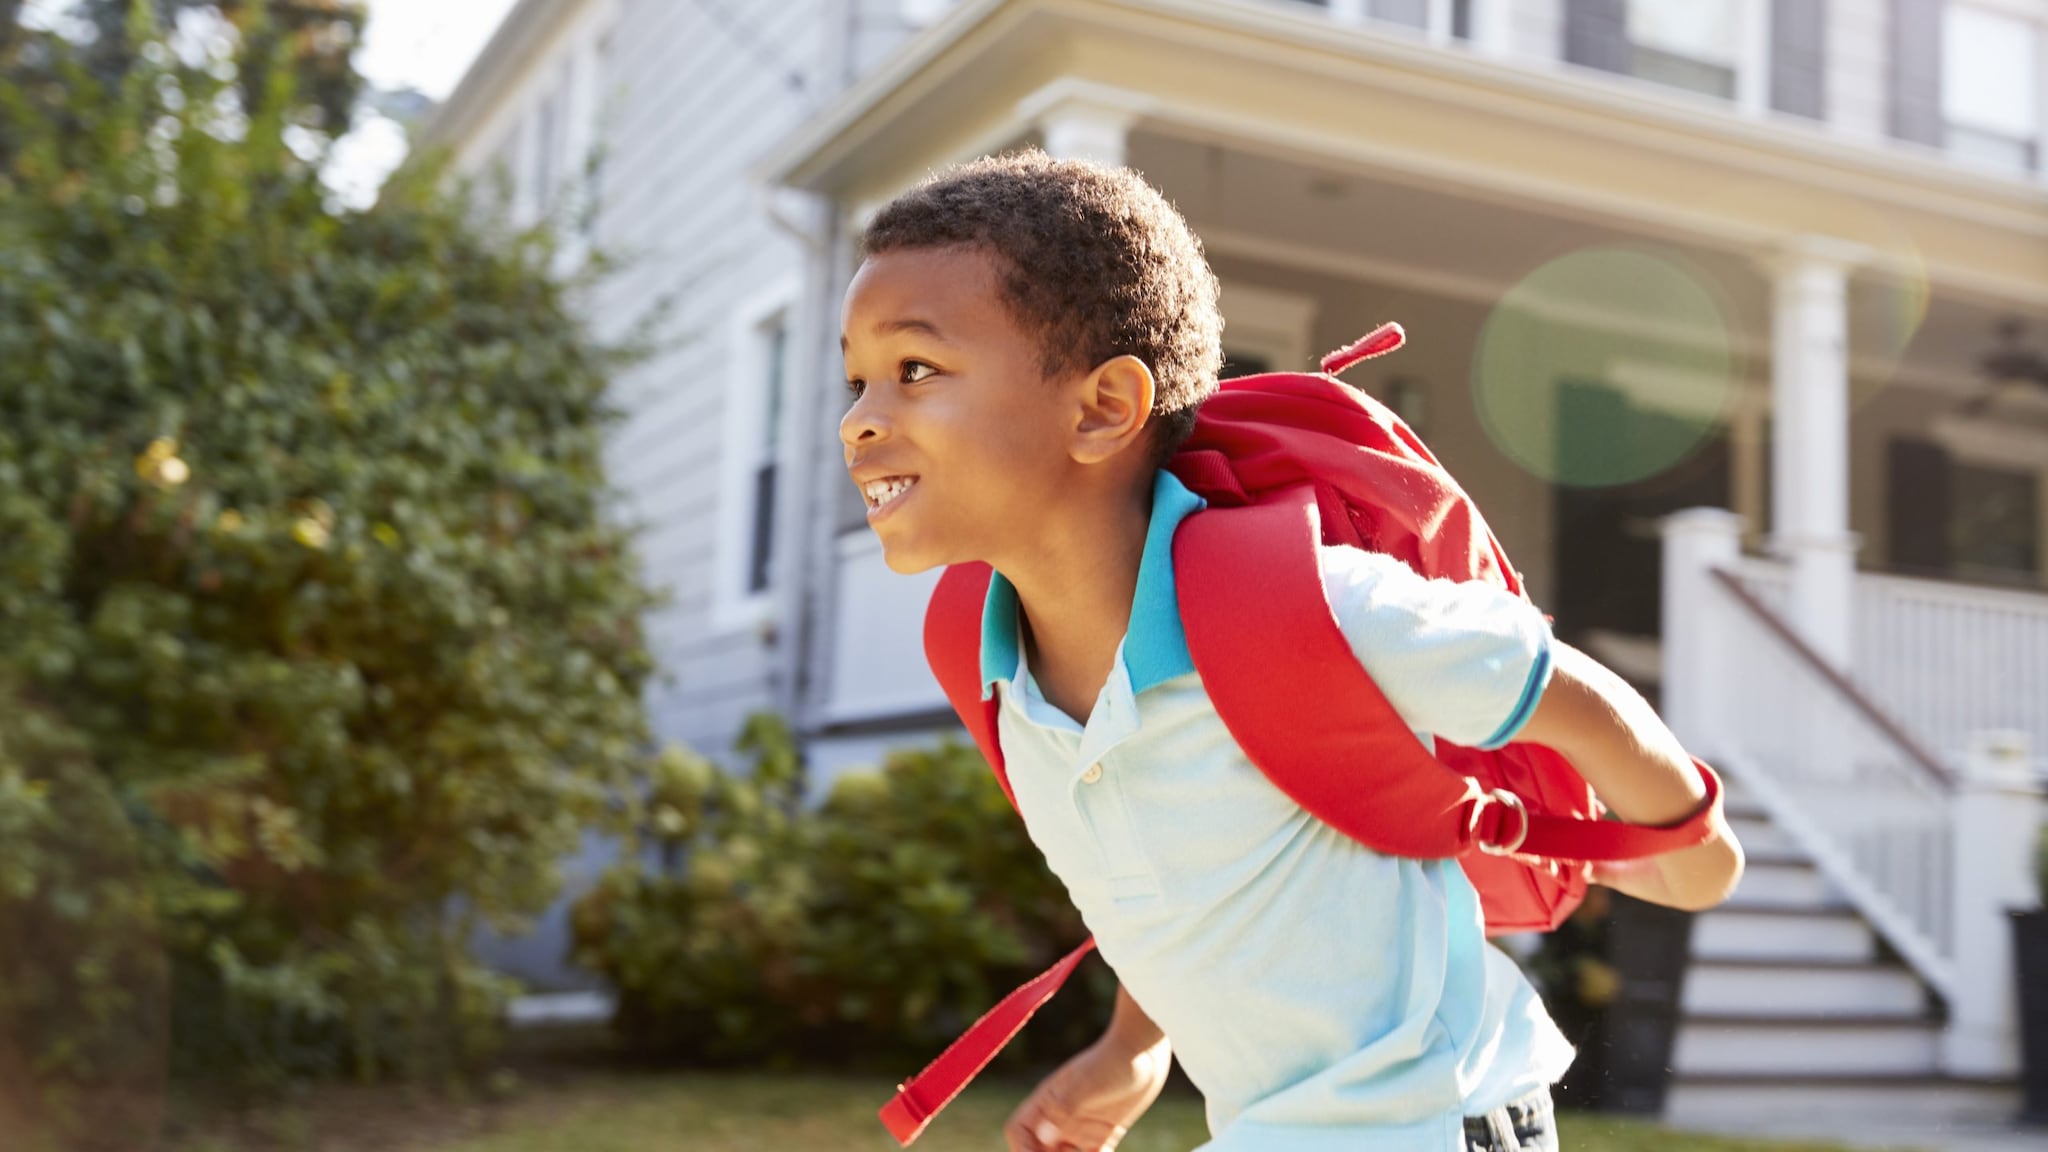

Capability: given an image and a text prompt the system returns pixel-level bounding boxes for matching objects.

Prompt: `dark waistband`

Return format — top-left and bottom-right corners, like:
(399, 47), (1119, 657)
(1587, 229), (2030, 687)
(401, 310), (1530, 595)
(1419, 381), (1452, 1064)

(1460, 1087), (1553, 1138)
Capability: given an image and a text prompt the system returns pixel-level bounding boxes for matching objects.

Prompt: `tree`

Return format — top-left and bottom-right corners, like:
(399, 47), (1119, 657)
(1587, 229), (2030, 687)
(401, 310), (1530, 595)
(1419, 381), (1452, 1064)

(78, 0), (365, 131)
(0, 2), (663, 1138)
(4, 1), (367, 174)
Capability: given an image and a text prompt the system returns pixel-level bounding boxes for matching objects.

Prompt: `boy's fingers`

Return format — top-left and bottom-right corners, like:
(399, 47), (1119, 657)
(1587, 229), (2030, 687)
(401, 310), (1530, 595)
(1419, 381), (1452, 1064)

(1008, 1074), (1089, 1152)
(1003, 1103), (1054, 1152)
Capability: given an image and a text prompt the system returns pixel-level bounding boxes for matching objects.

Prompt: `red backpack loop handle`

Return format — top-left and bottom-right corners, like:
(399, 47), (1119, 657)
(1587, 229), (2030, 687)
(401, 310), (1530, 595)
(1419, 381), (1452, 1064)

(1320, 321), (1406, 376)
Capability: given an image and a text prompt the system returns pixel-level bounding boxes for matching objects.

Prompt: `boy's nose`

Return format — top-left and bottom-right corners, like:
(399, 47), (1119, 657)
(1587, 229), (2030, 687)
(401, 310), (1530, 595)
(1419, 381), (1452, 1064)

(839, 395), (887, 447)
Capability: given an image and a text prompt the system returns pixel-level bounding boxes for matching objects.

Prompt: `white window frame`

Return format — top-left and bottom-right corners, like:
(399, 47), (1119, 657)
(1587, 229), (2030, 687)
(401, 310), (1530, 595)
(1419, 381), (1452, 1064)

(712, 279), (802, 631)
(1326, 0), (1468, 45)
(1940, 1), (2048, 180)
(1218, 281), (1319, 375)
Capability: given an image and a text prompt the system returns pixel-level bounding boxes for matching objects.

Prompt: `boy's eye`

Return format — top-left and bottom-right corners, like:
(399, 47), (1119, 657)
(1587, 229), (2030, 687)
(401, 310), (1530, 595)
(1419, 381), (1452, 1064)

(901, 360), (936, 384)
(845, 377), (865, 400)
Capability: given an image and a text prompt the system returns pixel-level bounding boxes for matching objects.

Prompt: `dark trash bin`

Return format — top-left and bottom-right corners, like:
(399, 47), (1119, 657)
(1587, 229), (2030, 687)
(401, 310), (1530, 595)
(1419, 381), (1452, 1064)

(2014, 909), (2048, 1126)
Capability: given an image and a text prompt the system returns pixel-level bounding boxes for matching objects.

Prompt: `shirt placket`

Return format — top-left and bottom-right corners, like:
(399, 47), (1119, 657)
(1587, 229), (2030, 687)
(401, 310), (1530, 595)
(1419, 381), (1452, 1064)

(1070, 666), (1159, 902)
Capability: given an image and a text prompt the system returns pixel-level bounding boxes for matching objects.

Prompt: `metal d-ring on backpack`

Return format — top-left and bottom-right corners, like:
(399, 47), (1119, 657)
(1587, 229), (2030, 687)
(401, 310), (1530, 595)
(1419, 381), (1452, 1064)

(879, 323), (1725, 1146)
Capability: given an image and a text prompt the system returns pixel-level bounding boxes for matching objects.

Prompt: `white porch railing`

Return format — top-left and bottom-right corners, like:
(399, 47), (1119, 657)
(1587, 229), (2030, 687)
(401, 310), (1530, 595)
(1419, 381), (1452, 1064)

(1710, 556), (1957, 996)
(1663, 508), (2046, 1078)
(1855, 571), (2048, 774)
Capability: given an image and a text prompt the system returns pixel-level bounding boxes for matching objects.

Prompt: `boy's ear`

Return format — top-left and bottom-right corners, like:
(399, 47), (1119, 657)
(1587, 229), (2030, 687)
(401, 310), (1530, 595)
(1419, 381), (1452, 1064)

(1070, 355), (1155, 466)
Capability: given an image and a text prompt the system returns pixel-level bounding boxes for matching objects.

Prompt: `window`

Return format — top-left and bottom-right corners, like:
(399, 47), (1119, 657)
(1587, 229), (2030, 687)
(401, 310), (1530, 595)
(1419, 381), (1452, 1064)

(533, 89), (560, 212)
(1283, 0), (1472, 42)
(715, 282), (801, 628)
(1627, 0), (1741, 100)
(1943, 4), (2041, 173)
(1953, 461), (2040, 582)
(1568, 0), (1767, 110)
(1891, 429), (2047, 587)
(748, 319), (789, 595)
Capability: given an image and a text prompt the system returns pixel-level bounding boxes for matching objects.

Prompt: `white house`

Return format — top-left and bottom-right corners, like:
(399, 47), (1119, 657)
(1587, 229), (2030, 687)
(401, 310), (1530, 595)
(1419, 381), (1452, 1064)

(418, 0), (2048, 1133)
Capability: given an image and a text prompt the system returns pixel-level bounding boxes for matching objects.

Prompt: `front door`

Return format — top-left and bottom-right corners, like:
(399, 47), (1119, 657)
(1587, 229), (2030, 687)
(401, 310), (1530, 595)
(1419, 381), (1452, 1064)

(1551, 378), (1731, 661)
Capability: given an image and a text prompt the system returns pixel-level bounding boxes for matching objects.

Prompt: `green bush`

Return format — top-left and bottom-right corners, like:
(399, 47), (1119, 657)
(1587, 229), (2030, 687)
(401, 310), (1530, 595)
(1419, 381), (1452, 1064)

(0, 0), (661, 1123)
(2034, 820), (2048, 908)
(571, 716), (1114, 1070)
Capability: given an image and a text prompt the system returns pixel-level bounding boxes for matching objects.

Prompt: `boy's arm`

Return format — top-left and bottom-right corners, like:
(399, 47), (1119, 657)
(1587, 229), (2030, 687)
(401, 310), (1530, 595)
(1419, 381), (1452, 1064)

(1004, 984), (1170, 1151)
(1515, 640), (1745, 912)
(1101, 983), (1168, 1058)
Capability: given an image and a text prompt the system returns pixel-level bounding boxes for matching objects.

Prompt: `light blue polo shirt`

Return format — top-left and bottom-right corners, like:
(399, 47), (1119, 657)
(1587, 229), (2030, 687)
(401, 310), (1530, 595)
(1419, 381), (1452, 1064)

(981, 471), (1573, 1151)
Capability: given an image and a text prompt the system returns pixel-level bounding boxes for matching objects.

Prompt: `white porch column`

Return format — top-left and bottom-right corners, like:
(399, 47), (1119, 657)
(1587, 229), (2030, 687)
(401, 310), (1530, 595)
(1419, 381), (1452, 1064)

(1943, 731), (2044, 1079)
(1661, 508), (1745, 752)
(1762, 237), (1867, 671)
(1021, 81), (1143, 168)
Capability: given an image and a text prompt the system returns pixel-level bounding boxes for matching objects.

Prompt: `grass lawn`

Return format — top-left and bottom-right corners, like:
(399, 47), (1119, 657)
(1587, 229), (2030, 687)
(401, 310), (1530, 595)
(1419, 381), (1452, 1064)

(174, 1068), (1896, 1152)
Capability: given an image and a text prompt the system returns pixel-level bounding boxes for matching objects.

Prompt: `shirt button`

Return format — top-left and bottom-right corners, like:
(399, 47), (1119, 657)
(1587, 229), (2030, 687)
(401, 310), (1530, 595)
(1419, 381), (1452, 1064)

(1080, 763), (1103, 784)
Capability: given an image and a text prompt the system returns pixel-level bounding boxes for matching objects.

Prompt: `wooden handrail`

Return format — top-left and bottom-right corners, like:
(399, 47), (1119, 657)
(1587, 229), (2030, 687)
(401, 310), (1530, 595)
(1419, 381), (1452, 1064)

(1709, 567), (1954, 792)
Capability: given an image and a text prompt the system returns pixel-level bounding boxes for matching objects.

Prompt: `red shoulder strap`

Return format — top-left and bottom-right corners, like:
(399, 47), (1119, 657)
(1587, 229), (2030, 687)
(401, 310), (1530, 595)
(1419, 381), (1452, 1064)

(879, 938), (1097, 1145)
(1174, 485), (1505, 855)
(1174, 483), (1721, 862)
(894, 562), (1098, 1146)
(924, 562), (1010, 802)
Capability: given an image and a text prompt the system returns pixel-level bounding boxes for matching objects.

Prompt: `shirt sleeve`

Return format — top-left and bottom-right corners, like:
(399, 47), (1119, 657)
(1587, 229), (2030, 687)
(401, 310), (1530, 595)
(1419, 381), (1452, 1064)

(1317, 543), (1553, 750)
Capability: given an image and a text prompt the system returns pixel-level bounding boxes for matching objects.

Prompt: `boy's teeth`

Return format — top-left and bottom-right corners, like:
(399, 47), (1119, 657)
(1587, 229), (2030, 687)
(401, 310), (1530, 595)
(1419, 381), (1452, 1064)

(863, 476), (916, 509)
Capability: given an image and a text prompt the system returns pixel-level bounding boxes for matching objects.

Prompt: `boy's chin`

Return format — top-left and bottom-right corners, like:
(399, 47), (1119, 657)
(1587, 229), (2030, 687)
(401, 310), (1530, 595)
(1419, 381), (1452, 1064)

(875, 536), (948, 576)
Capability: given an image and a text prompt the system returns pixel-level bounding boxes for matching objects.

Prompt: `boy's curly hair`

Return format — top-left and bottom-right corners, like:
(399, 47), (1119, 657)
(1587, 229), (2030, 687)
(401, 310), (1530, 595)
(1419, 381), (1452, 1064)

(860, 150), (1223, 467)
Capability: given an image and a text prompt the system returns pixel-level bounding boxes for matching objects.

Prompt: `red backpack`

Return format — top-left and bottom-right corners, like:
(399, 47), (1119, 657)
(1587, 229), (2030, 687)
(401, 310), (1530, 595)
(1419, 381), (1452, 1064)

(880, 324), (1723, 1145)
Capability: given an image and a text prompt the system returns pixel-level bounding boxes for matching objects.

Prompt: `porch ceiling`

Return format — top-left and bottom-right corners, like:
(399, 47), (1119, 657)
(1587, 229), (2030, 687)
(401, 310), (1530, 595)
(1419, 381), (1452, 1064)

(761, 0), (2048, 311)
(1130, 134), (2037, 408)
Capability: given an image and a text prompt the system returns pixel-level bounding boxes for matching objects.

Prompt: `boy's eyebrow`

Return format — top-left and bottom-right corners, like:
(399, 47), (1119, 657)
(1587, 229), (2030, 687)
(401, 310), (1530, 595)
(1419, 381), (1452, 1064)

(840, 317), (952, 350)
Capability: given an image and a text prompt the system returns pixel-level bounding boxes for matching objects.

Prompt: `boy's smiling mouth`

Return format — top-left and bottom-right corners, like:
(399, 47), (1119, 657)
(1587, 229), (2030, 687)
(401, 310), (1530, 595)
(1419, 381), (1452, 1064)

(859, 474), (920, 518)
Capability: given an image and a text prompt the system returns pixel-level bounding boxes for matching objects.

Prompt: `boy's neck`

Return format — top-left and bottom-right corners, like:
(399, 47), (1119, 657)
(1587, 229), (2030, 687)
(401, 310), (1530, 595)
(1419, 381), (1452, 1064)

(999, 474), (1155, 725)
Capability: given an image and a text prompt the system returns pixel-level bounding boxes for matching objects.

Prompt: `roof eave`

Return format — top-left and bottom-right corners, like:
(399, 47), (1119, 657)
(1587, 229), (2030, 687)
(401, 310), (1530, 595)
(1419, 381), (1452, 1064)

(412, 0), (584, 153)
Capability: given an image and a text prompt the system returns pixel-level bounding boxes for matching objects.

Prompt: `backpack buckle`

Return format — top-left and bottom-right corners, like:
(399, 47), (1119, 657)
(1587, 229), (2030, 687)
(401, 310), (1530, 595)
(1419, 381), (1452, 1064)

(1473, 788), (1529, 857)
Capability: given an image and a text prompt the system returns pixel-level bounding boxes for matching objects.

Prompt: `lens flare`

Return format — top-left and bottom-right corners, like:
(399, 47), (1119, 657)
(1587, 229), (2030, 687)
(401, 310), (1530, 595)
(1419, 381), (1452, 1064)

(1474, 246), (1738, 489)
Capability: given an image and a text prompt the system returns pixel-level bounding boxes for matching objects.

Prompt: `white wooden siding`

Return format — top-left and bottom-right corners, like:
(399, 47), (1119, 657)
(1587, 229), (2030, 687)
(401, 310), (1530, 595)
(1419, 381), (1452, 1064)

(447, 2), (619, 230)
(585, 0), (831, 759)
(852, 0), (932, 79)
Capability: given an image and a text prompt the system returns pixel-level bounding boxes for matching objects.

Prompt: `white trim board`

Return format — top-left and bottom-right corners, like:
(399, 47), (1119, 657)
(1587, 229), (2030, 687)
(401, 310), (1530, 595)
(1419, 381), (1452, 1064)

(1218, 280), (1319, 372)
(712, 277), (802, 633)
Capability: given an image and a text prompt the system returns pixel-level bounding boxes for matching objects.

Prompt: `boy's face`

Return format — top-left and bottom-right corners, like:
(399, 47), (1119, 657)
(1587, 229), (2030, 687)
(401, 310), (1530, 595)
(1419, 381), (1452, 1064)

(840, 245), (1079, 574)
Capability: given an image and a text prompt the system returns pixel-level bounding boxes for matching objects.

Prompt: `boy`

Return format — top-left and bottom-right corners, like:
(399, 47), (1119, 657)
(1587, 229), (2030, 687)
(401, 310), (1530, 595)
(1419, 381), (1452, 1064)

(839, 152), (1742, 1152)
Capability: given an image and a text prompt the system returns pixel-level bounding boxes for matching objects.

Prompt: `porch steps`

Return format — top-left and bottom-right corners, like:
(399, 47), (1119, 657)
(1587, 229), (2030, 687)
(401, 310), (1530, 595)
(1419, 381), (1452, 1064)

(1666, 1077), (2023, 1130)
(1661, 786), (2023, 1130)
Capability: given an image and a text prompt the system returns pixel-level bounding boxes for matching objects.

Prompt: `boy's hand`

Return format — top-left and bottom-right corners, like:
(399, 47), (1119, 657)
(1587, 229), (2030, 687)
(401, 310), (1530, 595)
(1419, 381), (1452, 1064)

(1517, 641), (1745, 912)
(1004, 1035), (1171, 1152)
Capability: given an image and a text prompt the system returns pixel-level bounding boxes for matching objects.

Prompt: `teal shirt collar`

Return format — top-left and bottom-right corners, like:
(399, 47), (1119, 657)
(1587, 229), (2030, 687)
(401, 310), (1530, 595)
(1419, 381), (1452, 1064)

(980, 471), (1209, 699)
